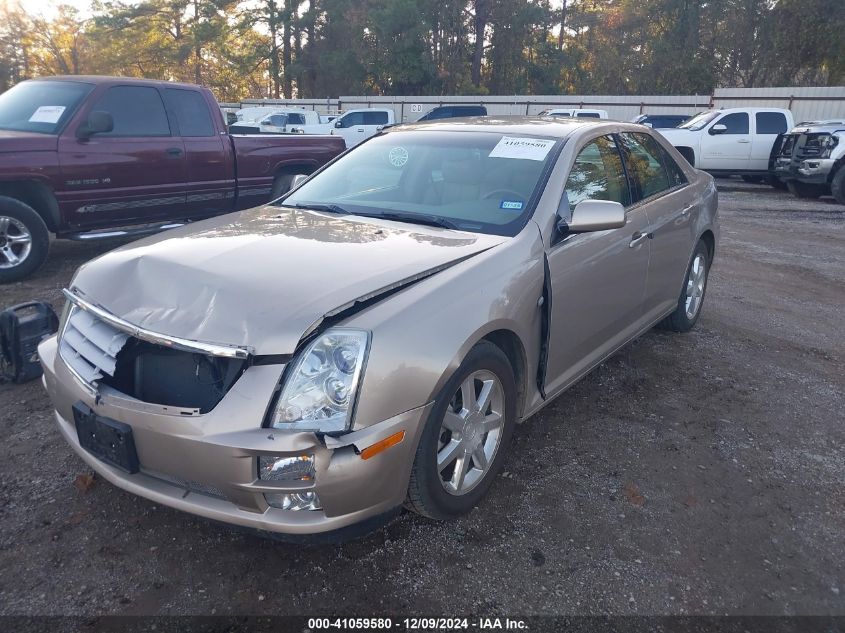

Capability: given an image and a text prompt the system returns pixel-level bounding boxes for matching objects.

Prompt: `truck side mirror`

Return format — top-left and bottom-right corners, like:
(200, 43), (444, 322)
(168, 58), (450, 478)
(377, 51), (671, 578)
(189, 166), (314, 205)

(709, 123), (727, 135)
(77, 111), (113, 139)
(334, 120), (343, 128)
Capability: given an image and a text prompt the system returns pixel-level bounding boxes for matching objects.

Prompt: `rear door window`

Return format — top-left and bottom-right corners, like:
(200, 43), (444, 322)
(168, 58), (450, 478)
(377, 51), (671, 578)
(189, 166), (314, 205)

(163, 88), (214, 137)
(618, 133), (672, 201)
(288, 113), (306, 125)
(755, 112), (788, 135)
(564, 135), (631, 212)
(93, 86), (171, 137)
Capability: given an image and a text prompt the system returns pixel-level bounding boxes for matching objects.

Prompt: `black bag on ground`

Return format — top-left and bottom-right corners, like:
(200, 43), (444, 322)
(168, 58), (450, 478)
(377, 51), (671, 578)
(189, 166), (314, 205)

(0, 301), (59, 384)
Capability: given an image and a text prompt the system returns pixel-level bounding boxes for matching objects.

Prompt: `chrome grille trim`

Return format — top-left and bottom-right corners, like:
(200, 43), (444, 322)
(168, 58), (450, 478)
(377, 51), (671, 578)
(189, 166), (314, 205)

(63, 289), (252, 360)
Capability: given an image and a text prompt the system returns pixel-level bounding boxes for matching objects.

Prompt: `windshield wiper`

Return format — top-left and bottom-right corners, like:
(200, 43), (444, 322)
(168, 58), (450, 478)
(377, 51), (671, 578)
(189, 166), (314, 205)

(359, 211), (459, 230)
(288, 202), (350, 215)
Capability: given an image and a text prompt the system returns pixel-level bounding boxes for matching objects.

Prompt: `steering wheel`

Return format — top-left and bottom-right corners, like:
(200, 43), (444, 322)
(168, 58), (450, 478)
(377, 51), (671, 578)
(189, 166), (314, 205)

(483, 189), (524, 201)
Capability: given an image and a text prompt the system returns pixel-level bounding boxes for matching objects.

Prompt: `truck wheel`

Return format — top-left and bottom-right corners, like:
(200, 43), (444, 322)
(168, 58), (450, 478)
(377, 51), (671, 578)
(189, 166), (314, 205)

(766, 175), (788, 191)
(786, 181), (825, 199)
(271, 172), (307, 200)
(676, 147), (695, 167)
(0, 196), (50, 284)
(830, 167), (845, 206)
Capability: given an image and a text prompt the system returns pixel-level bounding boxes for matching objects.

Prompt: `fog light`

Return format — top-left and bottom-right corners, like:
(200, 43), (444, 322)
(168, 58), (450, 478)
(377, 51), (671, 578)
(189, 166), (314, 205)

(264, 491), (322, 511)
(258, 455), (314, 482)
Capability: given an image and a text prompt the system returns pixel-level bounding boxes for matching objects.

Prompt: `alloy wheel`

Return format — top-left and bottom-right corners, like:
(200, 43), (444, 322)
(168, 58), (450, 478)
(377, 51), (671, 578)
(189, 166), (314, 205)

(0, 216), (33, 269)
(685, 253), (707, 319)
(436, 369), (505, 496)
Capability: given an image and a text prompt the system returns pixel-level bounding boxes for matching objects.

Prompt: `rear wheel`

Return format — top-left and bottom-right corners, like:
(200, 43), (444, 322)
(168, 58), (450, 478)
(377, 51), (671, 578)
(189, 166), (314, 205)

(787, 181), (825, 199)
(830, 167), (845, 206)
(0, 196), (50, 284)
(271, 171), (308, 200)
(406, 341), (516, 520)
(658, 240), (710, 333)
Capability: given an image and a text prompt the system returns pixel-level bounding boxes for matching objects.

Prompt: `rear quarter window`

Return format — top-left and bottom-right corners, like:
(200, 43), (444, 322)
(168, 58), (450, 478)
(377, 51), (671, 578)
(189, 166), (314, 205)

(756, 112), (788, 135)
(164, 88), (215, 137)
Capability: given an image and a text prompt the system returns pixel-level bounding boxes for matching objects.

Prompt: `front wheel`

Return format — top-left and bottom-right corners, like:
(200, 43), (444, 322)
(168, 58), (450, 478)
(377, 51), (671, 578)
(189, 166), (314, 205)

(787, 181), (825, 199)
(0, 196), (50, 284)
(658, 240), (710, 332)
(830, 167), (845, 206)
(406, 341), (517, 520)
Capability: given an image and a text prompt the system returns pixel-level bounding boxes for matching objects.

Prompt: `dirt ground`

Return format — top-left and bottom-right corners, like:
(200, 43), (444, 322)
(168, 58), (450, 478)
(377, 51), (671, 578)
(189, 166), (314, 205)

(0, 180), (842, 618)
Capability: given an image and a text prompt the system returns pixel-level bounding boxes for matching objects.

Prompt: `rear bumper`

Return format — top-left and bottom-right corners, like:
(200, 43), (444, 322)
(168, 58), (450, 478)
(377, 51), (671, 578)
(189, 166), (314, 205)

(39, 335), (430, 537)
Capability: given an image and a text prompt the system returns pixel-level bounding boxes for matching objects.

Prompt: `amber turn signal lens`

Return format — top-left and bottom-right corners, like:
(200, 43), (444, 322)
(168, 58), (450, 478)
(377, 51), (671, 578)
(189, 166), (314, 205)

(360, 430), (406, 460)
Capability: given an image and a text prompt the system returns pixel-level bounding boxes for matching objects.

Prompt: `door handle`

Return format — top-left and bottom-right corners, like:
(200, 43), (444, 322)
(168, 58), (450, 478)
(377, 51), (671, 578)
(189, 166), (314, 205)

(357, 128), (365, 132)
(166, 147), (183, 157)
(737, 139), (751, 144)
(629, 231), (653, 248)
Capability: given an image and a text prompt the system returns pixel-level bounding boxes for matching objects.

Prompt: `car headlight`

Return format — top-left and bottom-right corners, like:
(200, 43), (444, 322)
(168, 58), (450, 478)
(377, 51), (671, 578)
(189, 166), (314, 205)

(271, 329), (369, 433)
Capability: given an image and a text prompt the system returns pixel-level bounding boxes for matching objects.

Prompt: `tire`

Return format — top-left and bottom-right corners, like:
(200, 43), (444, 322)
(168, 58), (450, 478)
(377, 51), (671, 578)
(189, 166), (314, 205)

(787, 180), (825, 199)
(676, 147), (695, 168)
(270, 171), (306, 200)
(741, 175), (764, 184)
(658, 240), (710, 333)
(406, 341), (517, 520)
(830, 166), (845, 206)
(766, 174), (788, 191)
(0, 196), (50, 284)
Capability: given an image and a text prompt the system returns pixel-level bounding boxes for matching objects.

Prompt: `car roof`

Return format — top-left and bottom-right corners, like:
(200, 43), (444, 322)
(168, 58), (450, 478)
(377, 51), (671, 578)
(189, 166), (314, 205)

(30, 75), (204, 91)
(386, 115), (640, 139)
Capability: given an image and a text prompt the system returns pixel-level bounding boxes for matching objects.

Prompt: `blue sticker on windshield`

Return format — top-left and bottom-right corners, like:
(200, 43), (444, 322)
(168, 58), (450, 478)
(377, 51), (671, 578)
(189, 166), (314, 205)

(500, 200), (524, 211)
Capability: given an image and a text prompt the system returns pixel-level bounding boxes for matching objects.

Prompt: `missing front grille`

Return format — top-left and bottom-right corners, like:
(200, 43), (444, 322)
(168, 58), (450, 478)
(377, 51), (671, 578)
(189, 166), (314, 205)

(99, 339), (247, 413)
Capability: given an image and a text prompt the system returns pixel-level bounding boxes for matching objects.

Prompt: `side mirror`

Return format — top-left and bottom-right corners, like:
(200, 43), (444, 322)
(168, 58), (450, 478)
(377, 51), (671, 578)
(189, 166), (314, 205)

(76, 111), (113, 139)
(709, 123), (727, 135)
(291, 174), (308, 189)
(334, 120), (343, 128)
(560, 200), (626, 234)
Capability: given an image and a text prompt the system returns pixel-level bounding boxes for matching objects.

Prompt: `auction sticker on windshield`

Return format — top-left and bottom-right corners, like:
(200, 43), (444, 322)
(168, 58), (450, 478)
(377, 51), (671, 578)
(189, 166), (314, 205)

(489, 136), (555, 161)
(29, 106), (66, 124)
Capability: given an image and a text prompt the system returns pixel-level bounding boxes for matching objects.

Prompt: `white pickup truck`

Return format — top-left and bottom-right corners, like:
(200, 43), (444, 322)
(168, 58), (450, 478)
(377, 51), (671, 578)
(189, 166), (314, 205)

(658, 107), (794, 178)
(329, 108), (395, 147)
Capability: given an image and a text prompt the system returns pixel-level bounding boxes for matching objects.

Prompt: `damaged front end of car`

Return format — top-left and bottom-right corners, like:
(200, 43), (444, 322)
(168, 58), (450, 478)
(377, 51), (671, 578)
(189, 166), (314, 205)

(39, 287), (438, 540)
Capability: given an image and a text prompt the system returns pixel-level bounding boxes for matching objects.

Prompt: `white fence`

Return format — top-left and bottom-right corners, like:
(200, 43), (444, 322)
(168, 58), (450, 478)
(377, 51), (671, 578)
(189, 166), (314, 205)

(712, 87), (845, 125)
(229, 87), (845, 125)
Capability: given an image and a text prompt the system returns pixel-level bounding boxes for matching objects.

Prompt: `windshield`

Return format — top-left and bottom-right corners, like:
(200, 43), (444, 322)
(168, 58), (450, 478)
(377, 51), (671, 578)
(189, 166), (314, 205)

(0, 80), (93, 134)
(678, 111), (720, 131)
(280, 130), (561, 236)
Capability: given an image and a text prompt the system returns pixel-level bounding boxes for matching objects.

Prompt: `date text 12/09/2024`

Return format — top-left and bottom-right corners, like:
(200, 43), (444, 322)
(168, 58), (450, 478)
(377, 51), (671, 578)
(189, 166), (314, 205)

(307, 618), (528, 630)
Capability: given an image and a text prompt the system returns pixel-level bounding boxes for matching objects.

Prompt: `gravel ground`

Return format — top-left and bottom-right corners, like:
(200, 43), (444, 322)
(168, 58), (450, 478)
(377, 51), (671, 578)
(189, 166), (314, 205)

(0, 180), (843, 617)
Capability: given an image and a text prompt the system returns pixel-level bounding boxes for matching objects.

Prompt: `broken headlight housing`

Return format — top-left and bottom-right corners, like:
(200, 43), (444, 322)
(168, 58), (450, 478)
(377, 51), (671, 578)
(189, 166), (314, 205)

(271, 329), (369, 433)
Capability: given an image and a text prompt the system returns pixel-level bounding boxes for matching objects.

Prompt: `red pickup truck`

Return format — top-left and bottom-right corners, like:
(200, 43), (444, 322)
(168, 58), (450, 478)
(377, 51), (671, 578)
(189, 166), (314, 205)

(0, 76), (346, 282)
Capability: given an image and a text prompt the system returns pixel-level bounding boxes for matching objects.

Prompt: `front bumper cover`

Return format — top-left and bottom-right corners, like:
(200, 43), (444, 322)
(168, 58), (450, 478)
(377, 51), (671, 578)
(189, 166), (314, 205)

(39, 335), (430, 537)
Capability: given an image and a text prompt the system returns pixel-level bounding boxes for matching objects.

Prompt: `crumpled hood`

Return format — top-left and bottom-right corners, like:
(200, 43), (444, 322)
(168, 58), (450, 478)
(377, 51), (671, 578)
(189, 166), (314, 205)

(71, 205), (506, 355)
(0, 129), (59, 152)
